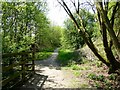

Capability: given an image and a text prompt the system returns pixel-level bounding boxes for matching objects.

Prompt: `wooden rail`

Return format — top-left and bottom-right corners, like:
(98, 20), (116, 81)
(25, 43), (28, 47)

(2, 46), (36, 89)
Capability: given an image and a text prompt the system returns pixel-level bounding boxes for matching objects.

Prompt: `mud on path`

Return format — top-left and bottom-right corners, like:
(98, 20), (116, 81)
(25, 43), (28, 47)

(34, 48), (74, 88)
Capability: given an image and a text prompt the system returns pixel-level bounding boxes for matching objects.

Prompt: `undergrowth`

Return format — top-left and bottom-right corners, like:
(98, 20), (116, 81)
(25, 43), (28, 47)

(35, 48), (54, 60)
(57, 47), (120, 89)
(35, 51), (53, 60)
(57, 48), (79, 66)
(87, 73), (119, 89)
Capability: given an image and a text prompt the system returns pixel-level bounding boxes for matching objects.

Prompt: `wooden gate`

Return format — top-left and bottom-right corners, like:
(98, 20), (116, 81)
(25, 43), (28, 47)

(1, 45), (36, 89)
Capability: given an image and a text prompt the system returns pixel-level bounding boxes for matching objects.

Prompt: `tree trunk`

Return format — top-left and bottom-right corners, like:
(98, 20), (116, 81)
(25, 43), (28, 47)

(78, 30), (110, 67)
(97, 10), (120, 73)
(95, 2), (120, 56)
(102, 22), (120, 72)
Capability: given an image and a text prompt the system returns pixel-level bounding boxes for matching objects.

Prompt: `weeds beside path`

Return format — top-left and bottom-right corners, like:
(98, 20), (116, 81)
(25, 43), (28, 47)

(25, 48), (120, 89)
(34, 48), (74, 88)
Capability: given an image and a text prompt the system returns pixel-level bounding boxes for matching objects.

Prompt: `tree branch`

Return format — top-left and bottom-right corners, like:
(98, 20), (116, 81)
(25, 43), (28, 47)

(111, 2), (119, 28)
(60, 0), (80, 30)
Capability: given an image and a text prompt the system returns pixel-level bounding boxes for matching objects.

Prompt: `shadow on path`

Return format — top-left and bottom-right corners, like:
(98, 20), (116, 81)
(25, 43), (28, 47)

(20, 74), (48, 90)
(34, 48), (70, 88)
(20, 48), (71, 89)
(35, 48), (60, 69)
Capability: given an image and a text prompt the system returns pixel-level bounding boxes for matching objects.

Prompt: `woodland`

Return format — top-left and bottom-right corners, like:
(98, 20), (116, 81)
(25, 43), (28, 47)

(1, 0), (120, 89)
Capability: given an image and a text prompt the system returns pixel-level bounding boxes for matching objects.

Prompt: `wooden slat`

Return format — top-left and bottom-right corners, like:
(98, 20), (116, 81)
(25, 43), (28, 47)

(1, 65), (34, 86)
(2, 60), (29, 71)
(2, 50), (52, 58)
(2, 51), (31, 58)
(2, 50), (42, 58)
(2, 50), (36, 88)
(9, 71), (34, 89)
(40, 75), (48, 89)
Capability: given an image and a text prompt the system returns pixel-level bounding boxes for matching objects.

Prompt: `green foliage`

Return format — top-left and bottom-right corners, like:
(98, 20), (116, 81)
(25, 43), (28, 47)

(2, 2), (36, 53)
(62, 9), (98, 50)
(57, 49), (74, 66)
(88, 73), (119, 89)
(96, 61), (103, 67)
(63, 18), (84, 49)
(108, 74), (117, 80)
(41, 48), (55, 52)
(87, 73), (97, 80)
(73, 71), (81, 77)
(2, 2), (62, 66)
(88, 73), (105, 82)
(57, 48), (80, 66)
(2, 1), (61, 53)
(78, 9), (95, 38)
(71, 64), (90, 70)
(92, 22), (101, 40)
(48, 26), (62, 47)
(71, 65), (81, 70)
(36, 51), (52, 60)
(96, 75), (105, 81)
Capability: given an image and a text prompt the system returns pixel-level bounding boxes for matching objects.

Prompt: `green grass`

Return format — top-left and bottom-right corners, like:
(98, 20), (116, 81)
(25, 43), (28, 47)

(71, 64), (81, 70)
(35, 48), (55, 60)
(87, 73), (118, 89)
(57, 48), (91, 71)
(73, 71), (81, 77)
(41, 48), (55, 52)
(36, 51), (53, 60)
(80, 84), (89, 88)
(57, 49), (77, 66)
(87, 73), (97, 80)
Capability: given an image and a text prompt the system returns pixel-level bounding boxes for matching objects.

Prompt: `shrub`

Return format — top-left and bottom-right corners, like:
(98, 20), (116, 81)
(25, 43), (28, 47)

(71, 65), (81, 70)
(87, 73), (97, 80)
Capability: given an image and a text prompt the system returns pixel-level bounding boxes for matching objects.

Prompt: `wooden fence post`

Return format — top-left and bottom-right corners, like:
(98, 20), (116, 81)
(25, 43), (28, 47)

(32, 51), (35, 73)
(21, 54), (25, 79)
(31, 44), (36, 74)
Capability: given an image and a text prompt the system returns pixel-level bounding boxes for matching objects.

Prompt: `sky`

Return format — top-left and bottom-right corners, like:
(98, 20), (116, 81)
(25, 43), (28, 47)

(46, 0), (68, 27)
(46, 0), (92, 27)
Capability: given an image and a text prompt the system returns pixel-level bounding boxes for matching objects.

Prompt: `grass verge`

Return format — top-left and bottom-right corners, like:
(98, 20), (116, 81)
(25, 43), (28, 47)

(57, 48), (79, 66)
(36, 51), (53, 60)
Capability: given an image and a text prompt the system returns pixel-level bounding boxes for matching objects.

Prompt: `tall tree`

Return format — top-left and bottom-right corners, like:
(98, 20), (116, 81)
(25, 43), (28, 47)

(95, 1), (120, 55)
(58, 0), (120, 74)
(63, 9), (95, 50)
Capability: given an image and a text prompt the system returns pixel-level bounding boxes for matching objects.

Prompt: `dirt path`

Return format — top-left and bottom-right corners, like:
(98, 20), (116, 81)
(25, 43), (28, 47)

(35, 48), (74, 88)
(21, 48), (119, 89)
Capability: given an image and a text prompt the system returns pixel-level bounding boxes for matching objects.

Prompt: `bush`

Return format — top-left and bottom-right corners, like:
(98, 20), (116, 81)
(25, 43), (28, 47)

(96, 75), (105, 81)
(96, 61), (103, 67)
(87, 73), (97, 80)
(88, 73), (105, 82)
(108, 74), (116, 80)
(71, 65), (81, 70)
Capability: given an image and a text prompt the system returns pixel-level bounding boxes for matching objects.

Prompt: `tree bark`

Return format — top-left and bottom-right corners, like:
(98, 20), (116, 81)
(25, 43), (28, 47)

(97, 9), (120, 73)
(95, 2), (120, 55)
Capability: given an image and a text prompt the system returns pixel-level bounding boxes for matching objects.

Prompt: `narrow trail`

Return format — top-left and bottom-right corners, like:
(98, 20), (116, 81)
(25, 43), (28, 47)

(22, 48), (120, 89)
(22, 48), (96, 89)
(34, 48), (73, 88)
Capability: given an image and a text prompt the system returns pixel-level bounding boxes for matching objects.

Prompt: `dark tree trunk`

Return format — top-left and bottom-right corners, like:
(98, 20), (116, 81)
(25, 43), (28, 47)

(95, 2), (120, 55)
(79, 30), (110, 67)
(97, 10), (120, 73)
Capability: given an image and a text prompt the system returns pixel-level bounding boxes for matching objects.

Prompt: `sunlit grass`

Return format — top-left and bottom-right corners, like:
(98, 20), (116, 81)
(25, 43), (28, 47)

(57, 49), (75, 66)
(36, 51), (53, 60)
